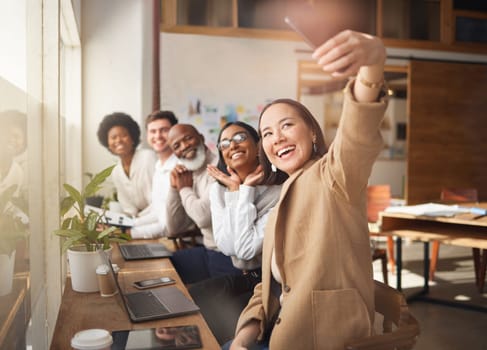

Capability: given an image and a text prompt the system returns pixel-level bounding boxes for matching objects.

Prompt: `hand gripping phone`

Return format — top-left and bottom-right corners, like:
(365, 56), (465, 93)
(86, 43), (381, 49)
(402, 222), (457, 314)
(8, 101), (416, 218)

(284, 3), (360, 49)
(133, 276), (176, 289)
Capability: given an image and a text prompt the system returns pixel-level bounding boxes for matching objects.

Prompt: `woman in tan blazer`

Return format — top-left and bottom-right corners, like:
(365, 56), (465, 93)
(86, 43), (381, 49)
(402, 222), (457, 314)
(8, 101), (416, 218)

(226, 30), (388, 350)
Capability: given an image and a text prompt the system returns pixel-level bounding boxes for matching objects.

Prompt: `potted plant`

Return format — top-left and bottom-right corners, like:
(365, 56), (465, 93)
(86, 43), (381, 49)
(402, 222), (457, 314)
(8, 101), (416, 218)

(53, 165), (130, 292)
(0, 185), (28, 296)
(83, 171), (105, 208)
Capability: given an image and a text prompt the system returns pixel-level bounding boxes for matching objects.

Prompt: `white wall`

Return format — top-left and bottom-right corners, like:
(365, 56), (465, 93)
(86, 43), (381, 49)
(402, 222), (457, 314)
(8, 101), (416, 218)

(160, 33), (298, 112)
(82, 0), (152, 192)
(160, 33), (306, 150)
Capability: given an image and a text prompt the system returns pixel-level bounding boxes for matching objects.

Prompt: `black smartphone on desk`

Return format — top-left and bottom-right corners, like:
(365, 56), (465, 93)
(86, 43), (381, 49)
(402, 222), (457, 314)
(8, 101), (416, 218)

(133, 277), (176, 289)
(112, 325), (202, 350)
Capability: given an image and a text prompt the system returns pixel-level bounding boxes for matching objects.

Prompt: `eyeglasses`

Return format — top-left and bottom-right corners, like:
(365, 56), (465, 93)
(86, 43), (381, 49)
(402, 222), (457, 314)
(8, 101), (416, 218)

(217, 131), (248, 151)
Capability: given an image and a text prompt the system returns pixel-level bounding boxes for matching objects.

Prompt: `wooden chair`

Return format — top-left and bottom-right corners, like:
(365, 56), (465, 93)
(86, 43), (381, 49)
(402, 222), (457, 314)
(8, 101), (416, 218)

(430, 188), (479, 281)
(372, 248), (389, 285)
(345, 280), (420, 350)
(368, 185), (394, 280)
(167, 228), (203, 251)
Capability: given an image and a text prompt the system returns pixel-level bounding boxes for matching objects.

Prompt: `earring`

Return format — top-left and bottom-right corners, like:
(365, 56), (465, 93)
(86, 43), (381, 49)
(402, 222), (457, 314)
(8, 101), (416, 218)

(271, 164), (277, 172)
(313, 142), (318, 154)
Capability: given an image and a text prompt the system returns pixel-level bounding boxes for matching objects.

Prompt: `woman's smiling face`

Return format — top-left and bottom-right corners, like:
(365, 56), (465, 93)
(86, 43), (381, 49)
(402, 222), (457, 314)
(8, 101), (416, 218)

(219, 124), (258, 173)
(107, 125), (134, 157)
(260, 102), (315, 175)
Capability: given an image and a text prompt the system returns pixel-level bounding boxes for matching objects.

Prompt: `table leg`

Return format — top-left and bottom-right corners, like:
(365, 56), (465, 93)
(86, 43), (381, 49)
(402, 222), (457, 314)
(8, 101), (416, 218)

(479, 249), (486, 293)
(396, 236), (402, 291)
(473, 248), (480, 286)
(423, 241), (430, 294)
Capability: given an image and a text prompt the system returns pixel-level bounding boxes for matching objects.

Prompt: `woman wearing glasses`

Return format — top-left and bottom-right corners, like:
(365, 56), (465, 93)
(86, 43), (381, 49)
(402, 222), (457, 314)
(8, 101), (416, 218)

(188, 121), (285, 345)
(228, 30), (388, 350)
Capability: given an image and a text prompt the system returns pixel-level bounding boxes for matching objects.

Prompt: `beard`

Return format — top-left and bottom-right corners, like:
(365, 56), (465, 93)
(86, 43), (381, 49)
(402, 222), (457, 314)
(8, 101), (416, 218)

(178, 144), (207, 171)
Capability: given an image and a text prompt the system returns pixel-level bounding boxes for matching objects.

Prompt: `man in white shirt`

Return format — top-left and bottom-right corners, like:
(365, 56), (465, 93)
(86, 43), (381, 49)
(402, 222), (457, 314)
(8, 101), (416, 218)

(130, 111), (178, 238)
(166, 124), (241, 284)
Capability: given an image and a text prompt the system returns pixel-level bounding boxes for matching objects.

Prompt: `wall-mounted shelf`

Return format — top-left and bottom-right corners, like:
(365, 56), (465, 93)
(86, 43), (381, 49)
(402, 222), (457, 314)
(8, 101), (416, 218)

(161, 0), (487, 54)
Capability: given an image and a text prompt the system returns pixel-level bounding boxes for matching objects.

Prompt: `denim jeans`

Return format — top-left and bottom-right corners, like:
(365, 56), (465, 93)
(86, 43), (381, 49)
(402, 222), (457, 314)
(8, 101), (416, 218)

(170, 246), (241, 284)
(189, 272), (261, 345)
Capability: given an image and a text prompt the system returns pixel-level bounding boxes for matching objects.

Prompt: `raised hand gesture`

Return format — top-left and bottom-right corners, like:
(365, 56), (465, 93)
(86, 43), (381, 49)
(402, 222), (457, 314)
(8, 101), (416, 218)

(207, 164), (241, 191)
(171, 164), (193, 190)
(242, 165), (264, 187)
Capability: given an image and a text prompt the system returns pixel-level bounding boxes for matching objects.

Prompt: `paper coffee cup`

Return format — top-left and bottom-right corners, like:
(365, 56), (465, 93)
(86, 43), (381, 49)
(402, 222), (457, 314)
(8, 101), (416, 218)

(71, 329), (113, 350)
(96, 264), (117, 297)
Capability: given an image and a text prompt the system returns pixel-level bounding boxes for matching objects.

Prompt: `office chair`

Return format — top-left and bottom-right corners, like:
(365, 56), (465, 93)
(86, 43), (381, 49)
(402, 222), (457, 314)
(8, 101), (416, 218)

(345, 280), (420, 350)
(367, 184), (394, 281)
(167, 228), (203, 251)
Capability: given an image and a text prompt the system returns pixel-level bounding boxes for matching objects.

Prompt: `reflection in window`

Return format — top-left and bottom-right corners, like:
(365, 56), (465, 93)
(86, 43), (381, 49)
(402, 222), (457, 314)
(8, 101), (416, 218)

(0, 108), (30, 349)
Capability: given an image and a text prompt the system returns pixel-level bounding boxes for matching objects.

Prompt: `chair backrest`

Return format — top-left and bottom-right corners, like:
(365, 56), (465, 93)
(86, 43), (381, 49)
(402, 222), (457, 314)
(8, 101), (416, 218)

(167, 228), (202, 250)
(440, 188), (478, 203)
(345, 281), (420, 350)
(367, 185), (392, 223)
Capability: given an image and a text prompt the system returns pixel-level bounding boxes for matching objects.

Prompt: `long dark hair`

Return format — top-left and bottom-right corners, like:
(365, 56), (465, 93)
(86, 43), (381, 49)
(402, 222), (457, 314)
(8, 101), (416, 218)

(216, 121), (260, 176)
(258, 98), (327, 185)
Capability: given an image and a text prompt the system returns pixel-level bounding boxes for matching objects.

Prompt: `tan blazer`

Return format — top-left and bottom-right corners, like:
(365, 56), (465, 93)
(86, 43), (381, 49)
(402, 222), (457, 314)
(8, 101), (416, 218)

(236, 82), (388, 350)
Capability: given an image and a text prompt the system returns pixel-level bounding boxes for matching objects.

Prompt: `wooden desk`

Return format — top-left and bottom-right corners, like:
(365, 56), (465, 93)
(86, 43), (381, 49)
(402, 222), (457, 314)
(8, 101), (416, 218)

(380, 207), (487, 312)
(50, 242), (220, 349)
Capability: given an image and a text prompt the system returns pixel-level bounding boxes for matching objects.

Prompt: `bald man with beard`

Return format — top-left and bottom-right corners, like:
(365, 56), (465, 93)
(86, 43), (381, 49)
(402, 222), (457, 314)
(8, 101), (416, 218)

(166, 124), (241, 284)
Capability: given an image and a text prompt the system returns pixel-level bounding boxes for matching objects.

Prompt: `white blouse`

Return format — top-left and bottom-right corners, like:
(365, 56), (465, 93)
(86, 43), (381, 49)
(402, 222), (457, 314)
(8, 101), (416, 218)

(209, 182), (281, 270)
(111, 148), (157, 217)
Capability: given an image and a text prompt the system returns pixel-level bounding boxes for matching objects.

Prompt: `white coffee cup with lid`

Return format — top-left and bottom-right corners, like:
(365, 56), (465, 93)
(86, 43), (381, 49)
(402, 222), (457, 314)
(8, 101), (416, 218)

(71, 328), (113, 350)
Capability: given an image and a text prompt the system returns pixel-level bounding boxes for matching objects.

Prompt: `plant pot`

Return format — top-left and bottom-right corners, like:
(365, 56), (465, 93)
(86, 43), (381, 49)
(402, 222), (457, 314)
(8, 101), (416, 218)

(0, 250), (16, 296)
(67, 245), (112, 293)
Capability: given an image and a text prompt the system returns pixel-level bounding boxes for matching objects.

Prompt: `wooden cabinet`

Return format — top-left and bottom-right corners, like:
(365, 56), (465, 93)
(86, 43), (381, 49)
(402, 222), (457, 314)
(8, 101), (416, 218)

(161, 0), (298, 41)
(406, 59), (487, 204)
(161, 0), (487, 54)
(378, 0), (487, 53)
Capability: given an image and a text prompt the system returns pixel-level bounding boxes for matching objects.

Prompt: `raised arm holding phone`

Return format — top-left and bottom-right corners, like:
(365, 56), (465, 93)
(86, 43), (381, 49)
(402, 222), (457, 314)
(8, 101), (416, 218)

(225, 29), (388, 350)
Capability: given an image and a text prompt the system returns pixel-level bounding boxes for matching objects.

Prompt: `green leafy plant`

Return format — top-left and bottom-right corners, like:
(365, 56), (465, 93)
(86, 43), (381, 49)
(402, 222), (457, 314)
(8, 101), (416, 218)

(0, 185), (28, 256)
(101, 189), (118, 210)
(53, 165), (130, 253)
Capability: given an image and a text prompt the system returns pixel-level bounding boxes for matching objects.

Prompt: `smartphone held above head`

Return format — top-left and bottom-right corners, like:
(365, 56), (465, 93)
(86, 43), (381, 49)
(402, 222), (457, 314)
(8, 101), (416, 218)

(284, 1), (370, 50)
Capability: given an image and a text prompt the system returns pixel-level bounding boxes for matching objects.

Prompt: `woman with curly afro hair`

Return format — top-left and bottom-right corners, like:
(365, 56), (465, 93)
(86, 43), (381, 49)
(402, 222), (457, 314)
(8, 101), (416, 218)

(97, 112), (156, 217)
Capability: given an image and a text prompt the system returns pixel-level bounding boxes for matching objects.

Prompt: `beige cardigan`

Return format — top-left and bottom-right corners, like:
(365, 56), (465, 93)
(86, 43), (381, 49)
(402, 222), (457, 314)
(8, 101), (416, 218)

(235, 81), (388, 350)
(165, 149), (217, 249)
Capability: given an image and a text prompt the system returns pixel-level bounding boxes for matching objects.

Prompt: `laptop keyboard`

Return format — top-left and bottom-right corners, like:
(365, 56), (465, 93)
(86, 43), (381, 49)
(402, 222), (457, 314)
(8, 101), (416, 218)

(122, 244), (153, 258)
(126, 291), (170, 318)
